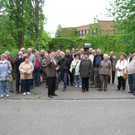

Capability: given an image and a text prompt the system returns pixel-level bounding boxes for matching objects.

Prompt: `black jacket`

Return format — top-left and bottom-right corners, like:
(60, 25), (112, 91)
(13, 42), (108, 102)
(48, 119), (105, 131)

(13, 56), (24, 73)
(65, 55), (73, 68)
(58, 58), (69, 73)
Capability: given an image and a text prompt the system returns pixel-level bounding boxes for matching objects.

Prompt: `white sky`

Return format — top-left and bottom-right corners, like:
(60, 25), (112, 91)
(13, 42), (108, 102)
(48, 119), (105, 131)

(43, 0), (114, 37)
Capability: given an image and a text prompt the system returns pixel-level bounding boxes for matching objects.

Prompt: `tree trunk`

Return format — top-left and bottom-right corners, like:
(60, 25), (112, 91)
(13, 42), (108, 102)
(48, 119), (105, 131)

(18, 30), (24, 49)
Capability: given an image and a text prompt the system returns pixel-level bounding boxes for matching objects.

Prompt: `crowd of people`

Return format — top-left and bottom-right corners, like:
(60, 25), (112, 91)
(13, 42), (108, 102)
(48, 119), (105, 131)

(0, 47), (135, 98)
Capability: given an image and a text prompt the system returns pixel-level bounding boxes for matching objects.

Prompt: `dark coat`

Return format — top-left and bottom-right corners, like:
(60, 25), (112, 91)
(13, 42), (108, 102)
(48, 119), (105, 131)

(13, 56), (24, 73)
(46, 57), (58, 77)
(65, 55), (73, 68)
(58, 58), (69, 73)
(79, 59), (93, 78)
(93, 54), (103, 68)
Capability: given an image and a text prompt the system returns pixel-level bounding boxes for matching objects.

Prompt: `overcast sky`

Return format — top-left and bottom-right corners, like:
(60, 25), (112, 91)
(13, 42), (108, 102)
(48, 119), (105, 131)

(43, 0), (114, 37)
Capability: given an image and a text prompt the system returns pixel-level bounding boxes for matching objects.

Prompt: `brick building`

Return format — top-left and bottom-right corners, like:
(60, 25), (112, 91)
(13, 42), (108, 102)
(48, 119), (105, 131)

(62, 20), (117, 38)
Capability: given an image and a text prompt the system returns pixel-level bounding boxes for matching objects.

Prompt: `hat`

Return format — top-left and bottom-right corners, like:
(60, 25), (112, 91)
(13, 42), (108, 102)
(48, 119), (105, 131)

(130, 51), (134, 53)
(76, 48), (79, 51)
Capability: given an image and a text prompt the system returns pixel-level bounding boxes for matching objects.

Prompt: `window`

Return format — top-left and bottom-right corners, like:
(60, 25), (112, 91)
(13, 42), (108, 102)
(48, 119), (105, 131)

(96, 28), (99, 31)
(85, 30), (88, 34)
(92, 30), (95, 34)
(79, 31), (81, 36)
(82, 30), (84, 36)
(75, 31), (78, 36)
(89, 29), (91, 33)
(59, 45), (64, 50)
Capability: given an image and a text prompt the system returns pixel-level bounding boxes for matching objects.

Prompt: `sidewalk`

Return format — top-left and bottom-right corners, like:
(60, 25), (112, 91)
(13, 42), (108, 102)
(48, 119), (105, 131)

(1, 79), (135, 100)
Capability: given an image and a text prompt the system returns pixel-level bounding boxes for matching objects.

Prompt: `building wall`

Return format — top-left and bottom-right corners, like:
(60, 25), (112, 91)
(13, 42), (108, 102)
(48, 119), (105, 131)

(62, 21), (116, 38)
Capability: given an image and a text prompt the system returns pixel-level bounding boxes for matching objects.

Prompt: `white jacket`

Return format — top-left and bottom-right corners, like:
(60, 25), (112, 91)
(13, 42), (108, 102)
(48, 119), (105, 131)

(115, 59), (127, 77)
(89, 54), (95, 63)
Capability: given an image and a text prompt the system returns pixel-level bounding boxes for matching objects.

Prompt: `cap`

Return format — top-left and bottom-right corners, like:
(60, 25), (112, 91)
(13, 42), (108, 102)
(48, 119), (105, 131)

(130, 51), (134, 53)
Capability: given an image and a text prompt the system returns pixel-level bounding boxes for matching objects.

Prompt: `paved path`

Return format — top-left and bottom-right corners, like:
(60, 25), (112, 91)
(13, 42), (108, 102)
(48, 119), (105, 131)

(1, 79), (135, 100)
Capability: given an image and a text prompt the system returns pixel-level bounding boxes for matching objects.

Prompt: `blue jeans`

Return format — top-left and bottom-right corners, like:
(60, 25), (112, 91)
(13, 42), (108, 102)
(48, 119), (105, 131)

(21, 79), (31, 93)
(0, 80), (9, 95)
(74, 75), (82, 86)
(128, 73), (135, 93)
(56, 72), (67, 89)
(34, 68), (40, 85)
(45, 74), (48, 86)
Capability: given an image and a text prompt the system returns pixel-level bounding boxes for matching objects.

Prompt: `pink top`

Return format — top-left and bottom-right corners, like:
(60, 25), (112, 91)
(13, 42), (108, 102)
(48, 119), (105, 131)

(36, 57), (40, 68)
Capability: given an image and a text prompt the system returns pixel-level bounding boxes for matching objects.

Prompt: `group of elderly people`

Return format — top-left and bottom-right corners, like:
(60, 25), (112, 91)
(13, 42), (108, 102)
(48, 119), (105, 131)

(0, 47), (135, 98)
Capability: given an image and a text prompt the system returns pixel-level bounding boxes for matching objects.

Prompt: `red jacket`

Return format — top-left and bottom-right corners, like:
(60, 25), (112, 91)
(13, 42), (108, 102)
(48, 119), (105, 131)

(7, 57), (15, 70)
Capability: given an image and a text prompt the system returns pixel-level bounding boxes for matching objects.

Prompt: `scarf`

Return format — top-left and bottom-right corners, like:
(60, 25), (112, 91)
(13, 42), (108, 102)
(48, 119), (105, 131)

(120, 58), (125, 62)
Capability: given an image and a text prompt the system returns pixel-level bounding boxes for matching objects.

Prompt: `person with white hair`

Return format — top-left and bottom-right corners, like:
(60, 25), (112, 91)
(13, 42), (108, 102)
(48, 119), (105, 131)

(5, 51), (14, 93)
(56, 52), (69, 91)
(80, 48), (84, 59)
(65, 49), (74, 86)
(108, 51), (117, 84)
(99, 54), (112, 91)
(20, 47), (25, 54)
(88, 48), (93, 56)
(13, 51), (24, 94)
(93, 49), (103, 88)
(0, 54), (12, 98)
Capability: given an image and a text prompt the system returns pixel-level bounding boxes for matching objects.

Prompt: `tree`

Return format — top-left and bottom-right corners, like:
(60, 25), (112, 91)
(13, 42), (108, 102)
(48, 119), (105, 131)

(55, 24), (62, 37)
(0, 0), (45, 49)
(107, 0), (135, 53)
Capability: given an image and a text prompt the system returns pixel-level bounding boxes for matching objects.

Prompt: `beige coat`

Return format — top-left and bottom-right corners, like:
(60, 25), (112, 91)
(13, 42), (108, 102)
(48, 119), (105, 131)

(108, 56), (117, 71)
(99, 60), (112, 75)
(19, 62), (34, 80)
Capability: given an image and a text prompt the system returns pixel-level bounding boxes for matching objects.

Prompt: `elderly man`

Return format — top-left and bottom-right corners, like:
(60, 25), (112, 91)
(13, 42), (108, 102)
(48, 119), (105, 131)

(20, 47), (25, 55)
(80, 48), (84, 60)
(88, 48), (93, 56)
(54, 51), (61, 62)
(108, 51), (117, 84)
(46, 52), (59, 98)
(72, 48), (75, 54)
(56, 52), (69, 91)
(65, 49), (74, 86)
(93, 49), (103, 88)
(127, 51), (135, 95)
(13, 51), (24, 94)
(26, 48), (36, 89)
(89, 50), (96, 85)
(5, 51), (15, 93)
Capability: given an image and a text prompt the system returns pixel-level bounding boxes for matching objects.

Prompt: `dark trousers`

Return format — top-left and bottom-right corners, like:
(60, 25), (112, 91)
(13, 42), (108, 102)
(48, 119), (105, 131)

(117, 76), (126, 90)
(100, 75), (109, 89)
(34, 68), (40, 85)
(67, 71), (74, 85)
(82, 77), (89, 91)
(15, 71), (22, 92)
(108, 71), (115, 83)
(48, 77), (56, 96)
(21, 79), (31, 93)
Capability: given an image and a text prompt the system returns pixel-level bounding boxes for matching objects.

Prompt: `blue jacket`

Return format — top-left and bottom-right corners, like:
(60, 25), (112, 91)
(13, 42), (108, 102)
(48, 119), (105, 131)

(0, 60), (12, 81)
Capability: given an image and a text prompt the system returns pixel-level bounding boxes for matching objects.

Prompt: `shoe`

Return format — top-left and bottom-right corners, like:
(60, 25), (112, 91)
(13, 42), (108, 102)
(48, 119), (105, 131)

(48, 95), (53, 98)
(27, 92), (30, 95)
(23, 93), (26, 96)
(79, 86), (82, 88)
(52, 93), (58, 96)
(122, 89), (125, 92)
(1, 95), (3, 98)
(21, 91), (23, 94)
(10, 91), (14, 93)
(112, 83), (115, 85)
(45, 86), (48, 88)
(16, 92), (19, 94)
(104, 89), (107, 91)
(30, 86), (33, 89)
(82, 90), (85, 93)
(63, 88), (66, 91)
(86, 90), (89, 92)
(6, 95), (9, 97)
(34, 84), (37, 87)
(116, 88), (120, 91)
(128, 91), (133, 93)
(108, 82), (110, 84)
(37, 85), (40, 87)
(75, 85), (78, 88)
(99, 89), (102, 91)
(71, 84), (73, 86)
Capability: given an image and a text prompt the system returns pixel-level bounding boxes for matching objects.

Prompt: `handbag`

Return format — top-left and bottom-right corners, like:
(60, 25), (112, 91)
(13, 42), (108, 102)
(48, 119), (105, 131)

(7, 62), (13, 82)
(72, 61), (79, 74)
(122, 60), (128, 80)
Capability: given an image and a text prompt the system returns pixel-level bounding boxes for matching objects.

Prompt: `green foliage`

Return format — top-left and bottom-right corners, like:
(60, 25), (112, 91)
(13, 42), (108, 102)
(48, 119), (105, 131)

(55, 24), (62, 37)
(107, 0), (135, 53)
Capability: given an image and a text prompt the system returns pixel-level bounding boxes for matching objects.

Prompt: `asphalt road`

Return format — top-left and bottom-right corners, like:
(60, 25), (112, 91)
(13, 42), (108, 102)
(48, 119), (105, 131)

(0, 99), (135, 135)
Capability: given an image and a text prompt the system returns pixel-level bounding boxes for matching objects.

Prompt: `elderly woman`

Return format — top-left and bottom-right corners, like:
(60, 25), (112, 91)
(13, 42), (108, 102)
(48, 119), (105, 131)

(42, 53), (49, 88)
(70, 54), (82, 88)
(19, 55), (34, 96)
(115, 52), (128, 92)
(99, 54), (112, 91)
(79, 52), (93, 92)
(0, 54), (12, 98)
